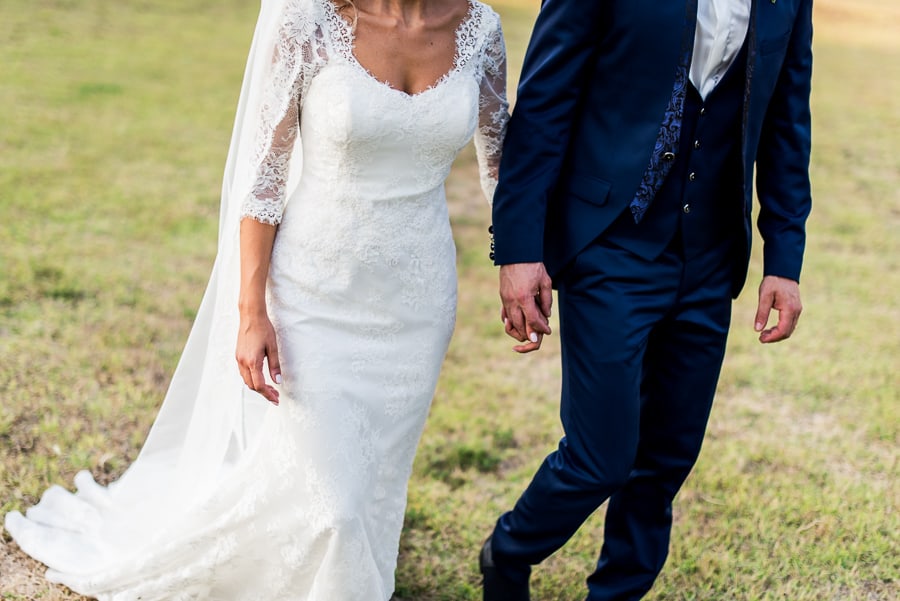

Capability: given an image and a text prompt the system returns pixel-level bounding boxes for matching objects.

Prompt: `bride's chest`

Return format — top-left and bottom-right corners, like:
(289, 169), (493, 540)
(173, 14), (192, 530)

(299, 62), (480, 153)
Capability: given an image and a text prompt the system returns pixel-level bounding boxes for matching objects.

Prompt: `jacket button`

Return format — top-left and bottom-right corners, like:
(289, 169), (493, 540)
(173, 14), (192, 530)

(683, 204), (691, 214)
(694, 140), (700, 149)
(663, 151), (676, 161)
(489, 252), (496, 261)
(699, 107), (706, 116)
(689, 172), (697, 181)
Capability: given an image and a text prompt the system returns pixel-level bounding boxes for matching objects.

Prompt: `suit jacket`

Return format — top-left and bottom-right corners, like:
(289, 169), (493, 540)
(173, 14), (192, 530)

(491, 0), (813, 296)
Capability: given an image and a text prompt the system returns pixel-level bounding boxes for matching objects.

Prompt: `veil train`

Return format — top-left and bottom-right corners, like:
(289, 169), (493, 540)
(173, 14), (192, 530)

(5, 0), (305, 585)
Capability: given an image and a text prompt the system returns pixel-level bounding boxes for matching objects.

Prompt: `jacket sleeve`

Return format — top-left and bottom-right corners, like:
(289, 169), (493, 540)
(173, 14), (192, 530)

(490, 0), (606, 265)
(755, 0), (814, 282)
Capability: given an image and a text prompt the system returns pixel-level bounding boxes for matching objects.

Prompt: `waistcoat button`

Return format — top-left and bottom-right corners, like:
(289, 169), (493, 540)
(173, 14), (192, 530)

(663, 151), (676, 161)
(683, 204), (691, 214)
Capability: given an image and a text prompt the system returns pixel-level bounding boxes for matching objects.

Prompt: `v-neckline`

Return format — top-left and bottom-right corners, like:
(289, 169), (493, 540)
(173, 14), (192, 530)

(326, 0), (477, 99)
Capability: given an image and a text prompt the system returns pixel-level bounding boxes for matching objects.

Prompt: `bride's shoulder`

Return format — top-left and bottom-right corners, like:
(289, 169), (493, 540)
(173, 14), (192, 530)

(470, 0), (499, 17)
(469, 0), (503, 35)
(270, 0), (339, 41)
(278, 0), (331, 24)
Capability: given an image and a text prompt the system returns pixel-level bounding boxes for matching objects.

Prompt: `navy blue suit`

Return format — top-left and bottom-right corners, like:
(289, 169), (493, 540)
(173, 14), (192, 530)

(488, 1), (812, 599)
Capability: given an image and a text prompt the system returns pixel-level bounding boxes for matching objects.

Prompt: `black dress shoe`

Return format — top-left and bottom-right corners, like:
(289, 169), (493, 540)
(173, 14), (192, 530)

(479, 536), (530, 601)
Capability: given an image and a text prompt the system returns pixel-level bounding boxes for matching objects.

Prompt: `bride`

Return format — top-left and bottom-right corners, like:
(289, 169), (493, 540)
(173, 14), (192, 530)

(4, 0), (508, 598)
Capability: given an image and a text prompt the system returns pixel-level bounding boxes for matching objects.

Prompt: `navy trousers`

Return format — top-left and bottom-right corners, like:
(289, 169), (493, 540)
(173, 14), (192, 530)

(490, 234), (734, 600)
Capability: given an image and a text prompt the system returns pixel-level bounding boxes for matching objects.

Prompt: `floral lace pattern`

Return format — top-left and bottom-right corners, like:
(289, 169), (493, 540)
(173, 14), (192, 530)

(629, 0), (699, 223)
(6, 0), (508, 600)
(241, 0), (509, 224)
(240, 1), (327, 225)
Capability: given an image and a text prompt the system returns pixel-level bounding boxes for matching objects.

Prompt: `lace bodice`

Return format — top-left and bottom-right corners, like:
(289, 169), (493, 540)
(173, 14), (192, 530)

(239, 0), (509, 225)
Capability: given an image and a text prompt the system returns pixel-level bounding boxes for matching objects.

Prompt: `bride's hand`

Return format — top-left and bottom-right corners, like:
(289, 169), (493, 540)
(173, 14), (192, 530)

(235, 312), (282, 405)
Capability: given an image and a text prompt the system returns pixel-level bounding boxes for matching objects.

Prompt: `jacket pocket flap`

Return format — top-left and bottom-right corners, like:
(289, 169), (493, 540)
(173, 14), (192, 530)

(563, 174), (613, 207)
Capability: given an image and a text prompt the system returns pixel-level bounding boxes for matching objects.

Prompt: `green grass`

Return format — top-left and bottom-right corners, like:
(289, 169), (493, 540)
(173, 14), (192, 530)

(1, 0), (897, 599)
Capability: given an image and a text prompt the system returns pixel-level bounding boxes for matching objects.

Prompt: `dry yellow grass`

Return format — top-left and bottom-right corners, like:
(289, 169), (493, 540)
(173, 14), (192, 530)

(1, 1), (897, 600)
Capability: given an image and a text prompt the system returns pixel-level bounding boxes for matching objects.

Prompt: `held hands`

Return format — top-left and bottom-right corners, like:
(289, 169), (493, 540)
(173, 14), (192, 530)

(499, 262), (553, 353)
(754, 275), (803, 343)
(236, 311), (282, 405)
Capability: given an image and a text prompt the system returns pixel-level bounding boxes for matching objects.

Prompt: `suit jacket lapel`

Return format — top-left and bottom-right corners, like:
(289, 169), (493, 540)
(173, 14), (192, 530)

(741, 0), (758, 192)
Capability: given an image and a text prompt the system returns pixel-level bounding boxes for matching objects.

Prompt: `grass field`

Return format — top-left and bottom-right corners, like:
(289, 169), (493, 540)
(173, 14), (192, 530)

(1, 0), (897, 599)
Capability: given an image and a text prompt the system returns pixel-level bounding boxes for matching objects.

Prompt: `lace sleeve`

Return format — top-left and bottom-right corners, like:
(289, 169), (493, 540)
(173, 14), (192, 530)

(240, 4), (323, 225)
(473, 15), (510, 206)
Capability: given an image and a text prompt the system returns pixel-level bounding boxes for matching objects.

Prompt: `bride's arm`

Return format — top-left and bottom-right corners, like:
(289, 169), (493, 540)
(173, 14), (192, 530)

(235, 9), (321, 404)
(473, 14), (510, 207)
(236, 81), (303, 406)
(237, 218), (281, 405)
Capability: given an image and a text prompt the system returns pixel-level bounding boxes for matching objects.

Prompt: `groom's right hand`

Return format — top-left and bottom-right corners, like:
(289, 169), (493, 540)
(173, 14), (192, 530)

(499, 262), (553, 353)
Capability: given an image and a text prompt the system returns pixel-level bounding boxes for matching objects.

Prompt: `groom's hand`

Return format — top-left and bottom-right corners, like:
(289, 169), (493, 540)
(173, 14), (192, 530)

(499, 262), (553, 353)
(754, 275), (803, 343)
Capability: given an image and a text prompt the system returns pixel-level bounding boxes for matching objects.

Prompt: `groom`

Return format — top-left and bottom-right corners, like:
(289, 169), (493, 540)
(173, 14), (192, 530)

(482, 0), (812, 599)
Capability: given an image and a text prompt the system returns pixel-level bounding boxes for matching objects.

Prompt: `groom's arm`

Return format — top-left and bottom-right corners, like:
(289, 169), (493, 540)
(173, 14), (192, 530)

(753, 0), (813, 343)
(492, 0), (605, 352)
(491, 0), (606, 265)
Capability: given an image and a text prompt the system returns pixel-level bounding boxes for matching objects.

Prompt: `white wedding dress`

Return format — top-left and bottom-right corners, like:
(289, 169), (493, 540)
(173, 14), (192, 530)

(4, 0), (508, 599)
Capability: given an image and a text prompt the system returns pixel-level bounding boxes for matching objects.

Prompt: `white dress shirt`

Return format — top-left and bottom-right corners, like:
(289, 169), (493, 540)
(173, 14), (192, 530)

(689, 0), (752, 100)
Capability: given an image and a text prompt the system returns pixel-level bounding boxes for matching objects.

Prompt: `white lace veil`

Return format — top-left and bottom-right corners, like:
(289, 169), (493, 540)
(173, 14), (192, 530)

(115, 0), (306, 508)
(8, 0), (305, 570)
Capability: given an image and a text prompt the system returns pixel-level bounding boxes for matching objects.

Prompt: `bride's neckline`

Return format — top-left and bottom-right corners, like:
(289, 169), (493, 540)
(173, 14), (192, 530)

(323, 0), (479, 99)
